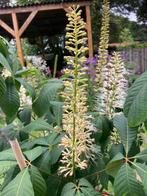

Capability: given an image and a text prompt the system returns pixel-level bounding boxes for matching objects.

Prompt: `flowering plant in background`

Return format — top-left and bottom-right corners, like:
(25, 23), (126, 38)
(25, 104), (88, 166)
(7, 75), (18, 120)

(95, 0), (110, 88)
(97, 52), (128, 118)
(26, 55), (51, 76)
(85, 57), (97, 82)
(19, 86), (32, 108)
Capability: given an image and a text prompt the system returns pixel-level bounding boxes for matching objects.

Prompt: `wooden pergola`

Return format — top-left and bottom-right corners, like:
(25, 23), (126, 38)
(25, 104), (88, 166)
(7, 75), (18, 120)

(0, 0), (93, 66)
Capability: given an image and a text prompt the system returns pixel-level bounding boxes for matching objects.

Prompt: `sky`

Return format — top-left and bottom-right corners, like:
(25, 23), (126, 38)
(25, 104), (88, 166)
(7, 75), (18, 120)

(127, 12), (137, 22)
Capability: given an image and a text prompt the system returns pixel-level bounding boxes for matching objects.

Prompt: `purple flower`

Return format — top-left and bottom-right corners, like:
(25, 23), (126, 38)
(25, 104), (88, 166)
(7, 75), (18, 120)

(85, 57), (97, 81)
(44, 67), (51, 76)
(86, 57), (97, 65)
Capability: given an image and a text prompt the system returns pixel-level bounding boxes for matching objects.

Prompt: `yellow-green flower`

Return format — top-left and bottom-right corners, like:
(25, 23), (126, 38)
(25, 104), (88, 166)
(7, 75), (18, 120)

(59, 6), (95, 177)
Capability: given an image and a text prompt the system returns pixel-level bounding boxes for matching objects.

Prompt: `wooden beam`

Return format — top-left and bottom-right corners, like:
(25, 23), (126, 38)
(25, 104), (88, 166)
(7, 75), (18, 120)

(12, 13), (24, 66)
(86, 4), (93, 57)
(0, 2), (90, 15)
(19, 10), (38, 36)
(0, 19), (15, 37)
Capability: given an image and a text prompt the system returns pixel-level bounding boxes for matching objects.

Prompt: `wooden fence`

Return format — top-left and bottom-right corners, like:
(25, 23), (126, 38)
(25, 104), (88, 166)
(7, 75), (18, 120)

(120, 47), (147, 74)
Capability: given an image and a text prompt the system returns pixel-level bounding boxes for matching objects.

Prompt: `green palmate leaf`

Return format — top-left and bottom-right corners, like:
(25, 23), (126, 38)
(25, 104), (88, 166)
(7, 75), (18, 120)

(106, 153), (124, 177)
(0, 76), (6, 98)
(61, 178), (99, 196)
(1, 168), (34, 196)
(124, 71), (147, 127)
(36, 146), (62, 172)
(36, 132), (63, 172)
(29, 165), (47, 196)
(113, 113), (137, 154)
(0, 77), (20, 123)
(133, 162), (147, 193)
(24, 146), (46, 162)
(18, 107), (32, 126)
(15, 78), (36, 100)
(133, 149), (147, 162)
(0, 161), (16, 175)
(0, 53), (12, 73)
(33, 79), (63, 117)
(22, 118), (54, 133)
(114, 163), (144, 196)
(109, 143), (124, 158)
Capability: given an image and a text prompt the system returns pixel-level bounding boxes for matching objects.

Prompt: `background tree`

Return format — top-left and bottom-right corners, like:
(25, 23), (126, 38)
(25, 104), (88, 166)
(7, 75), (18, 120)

(119, 28), (134, 43)
(91, 0), (147, 46)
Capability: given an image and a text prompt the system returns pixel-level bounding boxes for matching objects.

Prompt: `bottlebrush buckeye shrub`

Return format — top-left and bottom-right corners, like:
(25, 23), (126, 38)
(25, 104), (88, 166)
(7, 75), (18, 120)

(0, 1), (147, 196)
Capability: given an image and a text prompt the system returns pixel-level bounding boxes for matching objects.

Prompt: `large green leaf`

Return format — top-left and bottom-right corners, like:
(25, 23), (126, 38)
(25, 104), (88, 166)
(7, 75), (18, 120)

(0, 77), (20, 122)
(106, 153), (124, 177)
(0, 161), (16, 175)
(0, 37), (9, 57)
(133, 162), (147, 193)
(1, 166), (19, 190)
(0, 149), (15, 161)
(29, 165), (47, 196)
(114, 163), (144, 196)
(113, 113), (137, 154)
(18, 107), (32, 126)
(1, 168), (34, 196)
(15, 78), (36, 100)
(24, 146), (46, 162)
(109, 143), (124, 158)
(35, 132), (63, 172)
(0, 76), (6, 98)
(22, 118), (54, 133)
(0, 53), (12, 73)
(133, 149), (147, 162)
(124, 71), (147, 127)
(50, 101), (63, 126)
(61, 178), (99, 196)
(33, 79), (63, 117)
(46, 175), (62, 196)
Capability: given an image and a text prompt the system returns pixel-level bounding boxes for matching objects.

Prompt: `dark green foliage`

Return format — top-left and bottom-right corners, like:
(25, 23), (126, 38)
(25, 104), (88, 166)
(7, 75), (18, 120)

(18, 107), (32, 126)
(1, 168), (34, 196)
(29, 165), (47, 196)
(0, 77), (20, 123)
(0, 76), (6, 97)
(124, 71), (147, 127)
(61, 178), (99, 196)
(32, 79), (63, 117)
(113, 113), (137, 153)
(114, 163), (144, 196)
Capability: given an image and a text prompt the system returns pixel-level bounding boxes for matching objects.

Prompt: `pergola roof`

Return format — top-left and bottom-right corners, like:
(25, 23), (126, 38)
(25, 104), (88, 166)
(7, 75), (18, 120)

(0, 0), (89, 38)
(0, 0), (93, 65)
(0, 0), (89, 8)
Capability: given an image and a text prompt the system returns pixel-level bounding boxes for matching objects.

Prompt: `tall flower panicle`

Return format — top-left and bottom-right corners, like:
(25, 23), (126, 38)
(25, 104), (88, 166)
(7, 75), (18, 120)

(59, 6), (95, 177)
(97, 52), (128, 118)
(95, 0), (110, 87)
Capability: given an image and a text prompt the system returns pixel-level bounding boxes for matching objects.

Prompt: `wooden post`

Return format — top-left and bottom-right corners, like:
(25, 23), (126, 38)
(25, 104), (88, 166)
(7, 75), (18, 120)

(12, 12), (24, 66)
(86, 5), (93, 57)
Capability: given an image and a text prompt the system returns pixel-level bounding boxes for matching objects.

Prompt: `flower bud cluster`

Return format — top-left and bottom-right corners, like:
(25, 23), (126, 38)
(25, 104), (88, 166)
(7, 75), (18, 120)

(59, 6), (95, 177)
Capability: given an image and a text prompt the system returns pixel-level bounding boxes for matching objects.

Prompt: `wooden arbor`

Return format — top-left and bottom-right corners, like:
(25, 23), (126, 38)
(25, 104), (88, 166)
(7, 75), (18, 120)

(0, 1), (93, 66)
